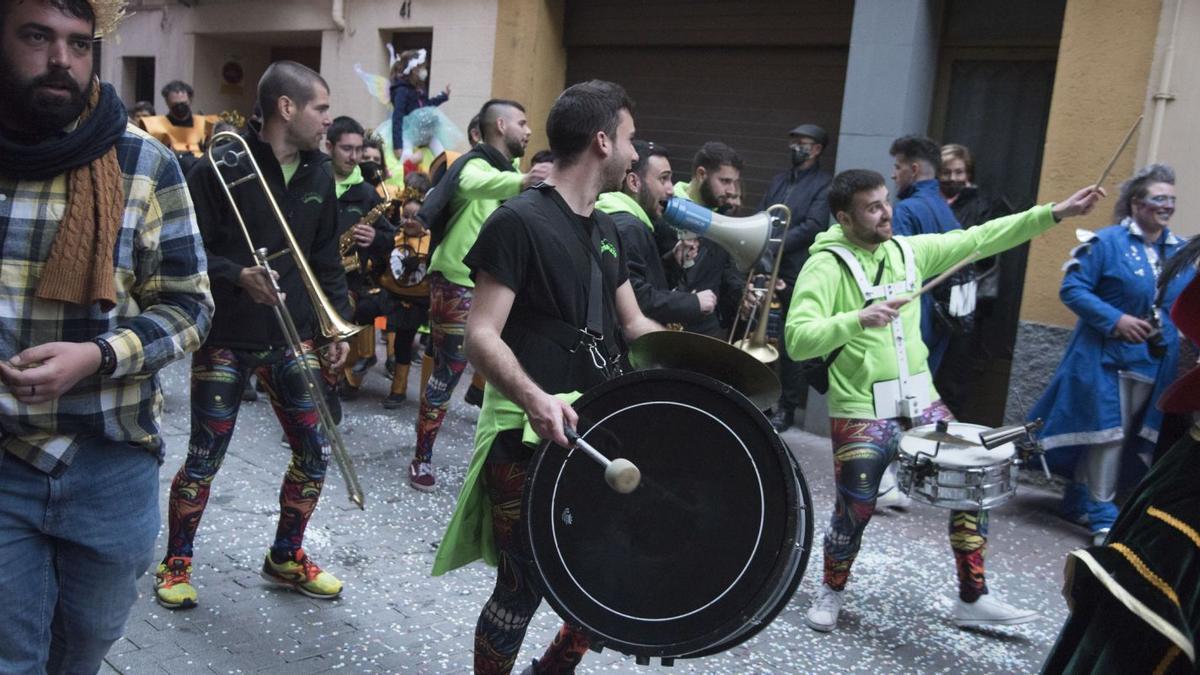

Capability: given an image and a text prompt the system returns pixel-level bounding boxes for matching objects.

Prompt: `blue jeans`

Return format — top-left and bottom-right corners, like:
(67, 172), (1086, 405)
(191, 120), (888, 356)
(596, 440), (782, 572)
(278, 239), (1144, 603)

(0, 438), (159, 674)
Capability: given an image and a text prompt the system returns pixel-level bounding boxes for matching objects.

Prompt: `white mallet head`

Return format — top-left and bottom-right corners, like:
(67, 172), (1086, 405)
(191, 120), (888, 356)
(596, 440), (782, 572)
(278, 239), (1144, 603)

(605, 458), (641, 494)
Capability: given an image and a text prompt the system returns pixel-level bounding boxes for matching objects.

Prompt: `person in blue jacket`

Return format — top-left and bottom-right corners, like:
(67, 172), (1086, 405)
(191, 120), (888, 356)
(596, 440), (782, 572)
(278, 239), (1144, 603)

(389, 48), (449, 164)
(1029, 164), (1194, 545)
(890, 135), (967, 374)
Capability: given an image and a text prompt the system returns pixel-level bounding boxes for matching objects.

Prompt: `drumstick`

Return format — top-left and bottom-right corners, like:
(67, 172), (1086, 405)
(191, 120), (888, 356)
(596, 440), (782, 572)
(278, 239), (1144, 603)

(565, 427), (641, 494)
(1094, 115), (1143, 189)
(911, 251), (980, 299)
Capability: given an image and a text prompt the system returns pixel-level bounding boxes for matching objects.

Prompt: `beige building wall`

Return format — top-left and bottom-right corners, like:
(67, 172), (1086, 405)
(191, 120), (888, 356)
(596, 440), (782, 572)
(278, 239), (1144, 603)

(1138, 0), (1200, 238)
(1020, 0), (1163, 328)
(490, 0), (566, 167)
(102, 0), (501, 147)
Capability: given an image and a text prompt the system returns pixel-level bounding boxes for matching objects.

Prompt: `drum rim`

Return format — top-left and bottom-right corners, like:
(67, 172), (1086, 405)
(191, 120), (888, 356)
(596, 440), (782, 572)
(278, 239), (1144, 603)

(550, 399), (767, 622)
(898, 422), (1017, 464)
(523, 368), (812, 658)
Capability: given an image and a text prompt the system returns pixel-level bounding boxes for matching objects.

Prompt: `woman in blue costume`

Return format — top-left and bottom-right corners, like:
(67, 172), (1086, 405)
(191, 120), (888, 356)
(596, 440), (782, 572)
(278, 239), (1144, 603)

(1029, 164), (1193, 544)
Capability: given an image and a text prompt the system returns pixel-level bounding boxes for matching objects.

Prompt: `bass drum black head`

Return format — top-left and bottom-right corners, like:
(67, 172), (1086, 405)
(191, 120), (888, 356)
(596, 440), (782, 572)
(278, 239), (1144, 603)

(524, 369), (811, 659)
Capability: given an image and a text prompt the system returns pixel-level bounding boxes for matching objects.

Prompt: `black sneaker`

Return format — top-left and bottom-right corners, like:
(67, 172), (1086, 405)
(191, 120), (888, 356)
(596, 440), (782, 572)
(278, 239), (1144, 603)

(382, 392), (407, 409)
(770, 408), (794, 433)
(464, 383), (484, 408)
(241, 378), (258, 402)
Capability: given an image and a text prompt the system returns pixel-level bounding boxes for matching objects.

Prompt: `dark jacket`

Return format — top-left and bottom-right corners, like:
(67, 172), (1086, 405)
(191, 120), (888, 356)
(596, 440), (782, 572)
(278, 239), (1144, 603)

(389, 79), (448, 150)
(610, 211), (704, 325)
(666, 239), (745, 337)
(758, 163), (833, 288)
(336, 180), (395, 296)
(188, 132), (352, 350)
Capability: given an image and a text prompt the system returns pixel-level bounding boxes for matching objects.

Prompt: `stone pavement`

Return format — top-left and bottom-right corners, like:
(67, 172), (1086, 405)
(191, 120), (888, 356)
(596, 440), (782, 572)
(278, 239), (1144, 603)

(104, 351), (1091, 674)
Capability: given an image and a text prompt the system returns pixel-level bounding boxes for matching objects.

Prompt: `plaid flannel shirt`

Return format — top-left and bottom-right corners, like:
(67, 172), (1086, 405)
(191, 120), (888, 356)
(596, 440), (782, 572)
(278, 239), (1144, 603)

(0, 123), (214, 476)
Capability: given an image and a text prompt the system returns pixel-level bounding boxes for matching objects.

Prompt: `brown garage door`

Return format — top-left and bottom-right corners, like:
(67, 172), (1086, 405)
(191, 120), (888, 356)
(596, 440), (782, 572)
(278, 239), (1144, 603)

(565, 1), (853, 207)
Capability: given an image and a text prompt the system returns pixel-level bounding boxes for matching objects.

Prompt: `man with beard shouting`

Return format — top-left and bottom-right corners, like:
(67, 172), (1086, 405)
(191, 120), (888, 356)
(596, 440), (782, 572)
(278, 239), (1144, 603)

(0, 0), (213, 670)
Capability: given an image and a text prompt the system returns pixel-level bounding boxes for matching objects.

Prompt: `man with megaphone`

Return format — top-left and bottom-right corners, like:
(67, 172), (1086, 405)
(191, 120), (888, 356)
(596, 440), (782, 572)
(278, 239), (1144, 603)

(596, 140), (716, 327)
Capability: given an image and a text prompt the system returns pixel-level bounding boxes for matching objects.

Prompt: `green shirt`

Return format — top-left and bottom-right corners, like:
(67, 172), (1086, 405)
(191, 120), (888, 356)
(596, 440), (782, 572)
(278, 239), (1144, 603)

(595, 191), (652, 229)
(427, 157), (523, 287)
(280, 159), (299, 187)
(334, 165), (363, 199)
(784, 203), (1057, 419)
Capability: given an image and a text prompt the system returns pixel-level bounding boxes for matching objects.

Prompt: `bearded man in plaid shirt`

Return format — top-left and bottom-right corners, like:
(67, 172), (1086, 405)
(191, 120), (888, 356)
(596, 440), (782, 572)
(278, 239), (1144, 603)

(0, 1), (212, 672)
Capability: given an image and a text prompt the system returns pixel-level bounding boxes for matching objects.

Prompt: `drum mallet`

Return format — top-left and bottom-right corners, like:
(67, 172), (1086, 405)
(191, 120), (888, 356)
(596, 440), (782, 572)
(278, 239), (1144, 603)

(565, 428), (641, 494)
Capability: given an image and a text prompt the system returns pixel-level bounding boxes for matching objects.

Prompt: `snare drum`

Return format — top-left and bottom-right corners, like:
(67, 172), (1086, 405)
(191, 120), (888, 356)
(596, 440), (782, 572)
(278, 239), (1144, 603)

(896, 422), (1018, 511)
(524, 369), (812, 664)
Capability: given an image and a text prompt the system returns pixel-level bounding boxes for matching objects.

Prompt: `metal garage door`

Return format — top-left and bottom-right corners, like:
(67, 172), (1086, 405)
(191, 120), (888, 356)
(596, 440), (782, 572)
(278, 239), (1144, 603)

(564, 1), (854, 207)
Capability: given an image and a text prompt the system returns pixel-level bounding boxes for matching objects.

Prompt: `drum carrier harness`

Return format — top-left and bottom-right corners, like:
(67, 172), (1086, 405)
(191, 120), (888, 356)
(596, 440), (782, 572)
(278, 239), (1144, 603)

(823, 237), (929, 420)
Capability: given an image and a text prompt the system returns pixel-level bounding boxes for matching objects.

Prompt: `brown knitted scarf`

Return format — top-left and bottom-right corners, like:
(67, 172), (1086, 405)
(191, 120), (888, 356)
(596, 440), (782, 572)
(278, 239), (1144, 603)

(34, 83), (125, 312)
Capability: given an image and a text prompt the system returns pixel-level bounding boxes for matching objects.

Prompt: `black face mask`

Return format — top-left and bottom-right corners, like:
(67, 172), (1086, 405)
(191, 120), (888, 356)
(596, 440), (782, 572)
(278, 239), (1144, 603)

(360, 160), (382, 185)
(169, 102), (191, 119)
(790, 144), (811, 167)
(940, 180), (967, 199)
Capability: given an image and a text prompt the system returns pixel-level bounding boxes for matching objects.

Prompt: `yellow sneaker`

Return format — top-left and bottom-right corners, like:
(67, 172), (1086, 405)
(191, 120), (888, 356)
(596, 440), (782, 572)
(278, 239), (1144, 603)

(154, 556), (198, 609)
(260, 548), (343, 599)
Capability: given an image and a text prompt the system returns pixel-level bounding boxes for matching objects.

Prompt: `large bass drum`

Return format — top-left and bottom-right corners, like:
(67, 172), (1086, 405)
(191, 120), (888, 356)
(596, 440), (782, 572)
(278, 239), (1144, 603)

(523, 369), (812, 664)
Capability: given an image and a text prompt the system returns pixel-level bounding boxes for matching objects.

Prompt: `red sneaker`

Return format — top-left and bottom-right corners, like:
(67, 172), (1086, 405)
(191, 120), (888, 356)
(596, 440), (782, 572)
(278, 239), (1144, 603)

(409, 459), (436, 492)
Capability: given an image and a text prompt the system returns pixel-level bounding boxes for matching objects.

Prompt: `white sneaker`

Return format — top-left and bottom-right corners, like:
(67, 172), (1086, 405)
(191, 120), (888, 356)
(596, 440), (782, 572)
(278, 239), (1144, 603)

(1092, 527), (1111, 546)
(875, 462), (912, 510)
(805, 584), (844, 632)
(953, 594), (1040, 628)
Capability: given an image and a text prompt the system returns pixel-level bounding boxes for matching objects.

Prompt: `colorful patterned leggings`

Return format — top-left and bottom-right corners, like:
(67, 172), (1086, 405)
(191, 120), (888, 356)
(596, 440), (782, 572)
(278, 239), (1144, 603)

(166, 345), (331, 560)
(475, 458), (590, 674)
(415, 274), (472, 463)
(824, 401), (990, 602)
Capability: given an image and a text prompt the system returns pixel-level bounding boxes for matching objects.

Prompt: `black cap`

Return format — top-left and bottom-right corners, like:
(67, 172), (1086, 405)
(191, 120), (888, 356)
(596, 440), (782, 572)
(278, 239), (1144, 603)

(788, 124), (828, 147)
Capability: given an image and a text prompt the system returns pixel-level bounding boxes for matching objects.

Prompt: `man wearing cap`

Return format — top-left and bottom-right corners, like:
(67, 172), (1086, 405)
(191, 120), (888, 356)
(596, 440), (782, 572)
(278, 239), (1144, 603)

(759, 123), (833, 432)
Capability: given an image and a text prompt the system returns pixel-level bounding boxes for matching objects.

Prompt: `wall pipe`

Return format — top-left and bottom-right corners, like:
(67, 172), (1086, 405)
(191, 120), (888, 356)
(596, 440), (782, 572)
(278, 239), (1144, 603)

(1146, 0), (1181, 162)
(331, 0), (346, 32)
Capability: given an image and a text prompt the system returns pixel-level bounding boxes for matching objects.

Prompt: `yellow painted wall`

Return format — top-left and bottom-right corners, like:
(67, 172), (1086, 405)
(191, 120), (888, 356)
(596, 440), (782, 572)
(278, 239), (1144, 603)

(490, 0), (567, 168)
(1021, 0), (1162, 327)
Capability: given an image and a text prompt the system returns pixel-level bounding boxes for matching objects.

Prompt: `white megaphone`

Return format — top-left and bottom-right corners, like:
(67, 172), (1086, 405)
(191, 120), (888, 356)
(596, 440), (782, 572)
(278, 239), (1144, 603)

(660, 198), (779, 272)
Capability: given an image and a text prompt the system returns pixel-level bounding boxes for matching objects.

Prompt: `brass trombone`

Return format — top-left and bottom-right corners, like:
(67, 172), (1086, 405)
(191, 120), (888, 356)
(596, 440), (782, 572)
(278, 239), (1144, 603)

(729, 204), (792, 364)
(206, 130), (366, 509)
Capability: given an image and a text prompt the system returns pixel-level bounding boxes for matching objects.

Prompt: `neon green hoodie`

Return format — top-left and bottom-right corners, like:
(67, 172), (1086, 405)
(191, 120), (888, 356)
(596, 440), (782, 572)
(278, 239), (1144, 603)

(595, 191), (652, 229)
(428, 157), (524, 287)
(784, 203), (1056, 419)
(334, 165), (363, 199)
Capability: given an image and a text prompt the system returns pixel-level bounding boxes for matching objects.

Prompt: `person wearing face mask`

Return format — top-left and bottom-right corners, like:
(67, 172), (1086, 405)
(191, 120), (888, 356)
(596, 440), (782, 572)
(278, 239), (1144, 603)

(388, 48), (450, 169)
(137, 80), (219, 173)
(759, 123), (833, 431)
(1028, 164), (1194, 546)
(597, 140), (715, 326)
(936, 143), (1015, 420)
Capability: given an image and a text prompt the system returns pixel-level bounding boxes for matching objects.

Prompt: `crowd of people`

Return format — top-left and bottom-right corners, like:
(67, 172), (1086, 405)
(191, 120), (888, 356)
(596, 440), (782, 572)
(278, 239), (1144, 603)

(0, 1), (1196, 674)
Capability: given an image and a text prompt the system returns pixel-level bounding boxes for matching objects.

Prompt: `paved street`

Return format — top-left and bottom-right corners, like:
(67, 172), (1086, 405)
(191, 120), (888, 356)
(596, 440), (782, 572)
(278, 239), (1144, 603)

(103, 349), (1089, 674)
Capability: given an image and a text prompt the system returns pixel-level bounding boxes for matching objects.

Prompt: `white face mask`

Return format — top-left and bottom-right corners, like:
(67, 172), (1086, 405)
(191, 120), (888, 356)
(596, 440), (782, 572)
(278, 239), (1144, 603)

(417, 67), (429, 82)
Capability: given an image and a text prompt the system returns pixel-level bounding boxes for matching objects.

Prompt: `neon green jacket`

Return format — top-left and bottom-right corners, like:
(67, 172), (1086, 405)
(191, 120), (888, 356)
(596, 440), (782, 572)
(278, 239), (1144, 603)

(784, 203), (1056, 419)
(427, 157), (523, 287)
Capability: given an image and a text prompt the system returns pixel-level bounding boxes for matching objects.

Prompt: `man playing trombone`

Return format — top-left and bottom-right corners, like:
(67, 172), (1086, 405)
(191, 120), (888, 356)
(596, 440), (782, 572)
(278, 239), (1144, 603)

(154, 61), (353, 610)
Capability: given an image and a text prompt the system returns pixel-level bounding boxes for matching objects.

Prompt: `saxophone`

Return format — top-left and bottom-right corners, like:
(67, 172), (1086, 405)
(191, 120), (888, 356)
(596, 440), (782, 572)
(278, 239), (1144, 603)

(340, 200), (392, 273)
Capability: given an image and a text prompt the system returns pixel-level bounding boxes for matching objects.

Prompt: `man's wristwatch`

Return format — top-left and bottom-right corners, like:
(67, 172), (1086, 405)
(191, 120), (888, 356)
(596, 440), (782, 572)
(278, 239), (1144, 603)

(92, 338), (117, 375)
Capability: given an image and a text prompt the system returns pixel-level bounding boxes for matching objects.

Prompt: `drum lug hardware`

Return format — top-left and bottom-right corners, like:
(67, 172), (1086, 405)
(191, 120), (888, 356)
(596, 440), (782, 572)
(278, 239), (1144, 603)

(661, 657), (675, 667)
(636, 656), (650, 666)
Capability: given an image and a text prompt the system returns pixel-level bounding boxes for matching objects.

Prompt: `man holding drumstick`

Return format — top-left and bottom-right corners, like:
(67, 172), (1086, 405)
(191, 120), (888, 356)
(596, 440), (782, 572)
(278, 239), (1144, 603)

(785, 168), (1103, 633)
(432, 80), (660, 674)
